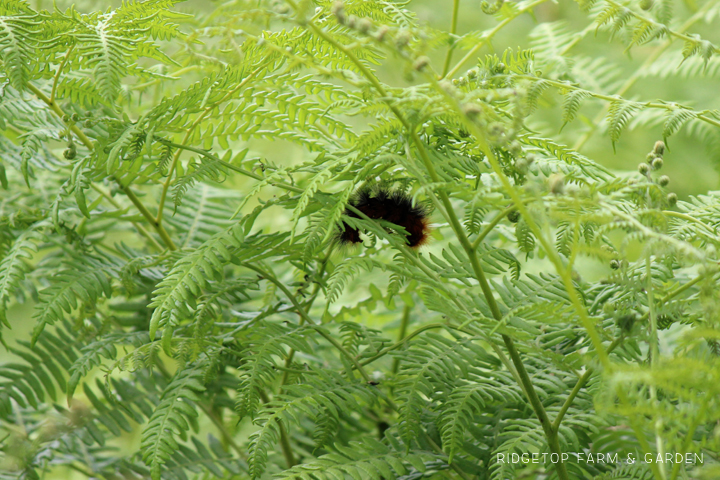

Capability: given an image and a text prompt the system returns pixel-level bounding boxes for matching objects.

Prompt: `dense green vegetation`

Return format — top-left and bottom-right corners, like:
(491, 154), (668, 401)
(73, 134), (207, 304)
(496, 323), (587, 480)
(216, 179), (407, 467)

(1, 0), (720, 479)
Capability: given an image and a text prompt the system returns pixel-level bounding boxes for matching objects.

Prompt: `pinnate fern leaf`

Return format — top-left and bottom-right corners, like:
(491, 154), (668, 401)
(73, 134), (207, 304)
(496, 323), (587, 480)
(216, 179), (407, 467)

(141, 359), (207, 480)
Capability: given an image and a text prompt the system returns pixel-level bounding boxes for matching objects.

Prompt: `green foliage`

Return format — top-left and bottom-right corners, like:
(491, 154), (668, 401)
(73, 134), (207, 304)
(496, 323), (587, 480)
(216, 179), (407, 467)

(2, 0), (720, 480)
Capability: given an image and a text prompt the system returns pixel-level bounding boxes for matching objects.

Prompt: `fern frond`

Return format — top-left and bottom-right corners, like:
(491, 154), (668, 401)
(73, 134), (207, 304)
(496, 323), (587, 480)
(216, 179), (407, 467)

(0, 225), (45, 329)
(274, 438), (439, 480)
(32, 254), (117, 344)
(439, 372), (523, 462)
(395, 332), (498, 445)
(0, 13), (40, 90)
(606, 99), (640, 151)
(141, 359), (208, 480)
(235, 322), (314, 421)
(248, 371), (378, 479)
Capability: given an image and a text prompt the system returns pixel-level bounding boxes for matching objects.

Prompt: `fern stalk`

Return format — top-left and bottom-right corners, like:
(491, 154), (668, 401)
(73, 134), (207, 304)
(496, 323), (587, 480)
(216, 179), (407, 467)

(409, 128), (572, 480)
(391, 304), (412, 375)
(154, 137), (304, 194)
(440, 0), (461, 78)
(470, 205), (514, 250)
(50, 45), (75, 103)
(647, 256), (668, 480)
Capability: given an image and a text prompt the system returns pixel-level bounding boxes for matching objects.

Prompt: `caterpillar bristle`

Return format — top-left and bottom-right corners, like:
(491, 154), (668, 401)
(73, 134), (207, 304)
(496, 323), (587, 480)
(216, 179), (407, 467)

(337, 186), (431, 249)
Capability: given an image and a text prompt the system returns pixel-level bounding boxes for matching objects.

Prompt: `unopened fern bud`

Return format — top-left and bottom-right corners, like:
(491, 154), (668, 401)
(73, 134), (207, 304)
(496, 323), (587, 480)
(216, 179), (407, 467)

(658, 175), (670, 187)
(640, 0), (653, 9)
(63, 145), (76, 160)
(507, 209), (521, 223)
(462, 103), (483, 119)
(84, 119), (93, 128)
(609, 259), (620, 270)
(375, 25), (388, 41)
(71, 113), (80, 122)
(331, 1), (346, 24)
(439, 80), (455, 95)
(638, 163), (650, 175)
(62, 114), (71, 123)
(395, 31), (410, 47)
(651, 157), (663, 170)
(466, 68), (478, 79)
(667, 192), (678, 206)
(495, 62), (506, 73)
(413, 56), (430, 71)
(514, 158), (528, 174)
(357, 17), (372, 33)
(653, 140), (665, 156)
(549, 173), (565, 195)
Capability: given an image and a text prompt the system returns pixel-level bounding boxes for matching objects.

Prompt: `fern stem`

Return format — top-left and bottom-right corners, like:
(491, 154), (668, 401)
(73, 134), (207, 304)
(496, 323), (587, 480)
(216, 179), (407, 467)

(360, 323), (445, 367)
(25, 82), (177, 251)
(615, 387), (666, 480)
(428, 75), (612, 370)
(656, 271), (708, 308)
(422, 432), (472, 480)
(646, 257), (660, 364)
(90, 184), (164, 251)
(131, 65), (201, 90)
(121, 184), (177, 250)
(663, 211), (720, 242)
(278, 422), (298, 468)
(647, 256), (668, 480)
(152, 136), (305, 194)
(669, 417), (700, 480)
(470, 205), (514, 251)
(278, 245), (336, 391)
(50, 45), (75, 103)
(197, 403), (248, 460)
(443, 0), (549, 79)
(390, 304), (412, 375)
(241, 262), (373, 384)
(552, 336), (623, 432)
(605, 0), (720, 55)
(440, 0), (461, 78)
(407, 128), (571, 480)
(516, 74), (720, 131)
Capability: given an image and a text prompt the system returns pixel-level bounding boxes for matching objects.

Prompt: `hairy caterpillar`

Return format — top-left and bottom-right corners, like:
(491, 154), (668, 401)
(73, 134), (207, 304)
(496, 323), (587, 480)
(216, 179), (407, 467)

(338, 186), (431, 248)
